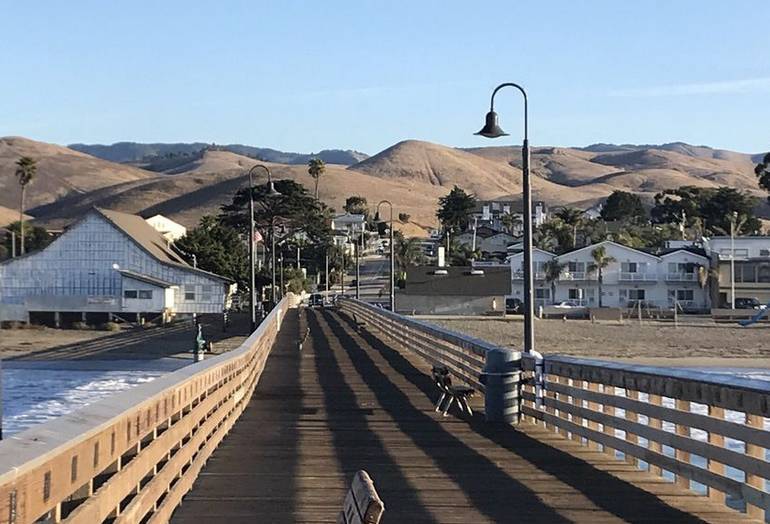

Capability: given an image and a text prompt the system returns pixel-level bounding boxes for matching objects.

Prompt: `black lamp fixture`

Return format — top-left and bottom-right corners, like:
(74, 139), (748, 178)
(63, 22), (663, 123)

(475, 110), (509, 139)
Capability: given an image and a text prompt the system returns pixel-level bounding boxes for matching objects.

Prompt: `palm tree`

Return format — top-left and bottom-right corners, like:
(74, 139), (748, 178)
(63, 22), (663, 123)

(554, 207), (583, 249)
(393, 231), (424, 281)
(307, 158), (326, 199)
(543, 259), (566, 305)
(500, 212), (522, 236)
(588, 245), (616, 307)
(14, 156), (37, 255)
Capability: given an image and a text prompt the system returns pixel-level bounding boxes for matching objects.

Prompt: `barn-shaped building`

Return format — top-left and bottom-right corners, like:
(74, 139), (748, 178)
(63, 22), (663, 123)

(0, 208), (235, 325)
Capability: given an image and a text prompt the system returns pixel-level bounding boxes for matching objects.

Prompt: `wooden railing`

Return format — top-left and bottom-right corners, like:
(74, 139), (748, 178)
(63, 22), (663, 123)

(0, 297), (290, 524)
(520, 355), (770, 520)
(339, 299), (501, 393)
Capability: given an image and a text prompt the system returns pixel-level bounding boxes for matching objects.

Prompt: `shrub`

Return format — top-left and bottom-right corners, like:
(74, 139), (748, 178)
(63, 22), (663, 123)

(101, 321), (121, 332)
(71, 321), (91, 330)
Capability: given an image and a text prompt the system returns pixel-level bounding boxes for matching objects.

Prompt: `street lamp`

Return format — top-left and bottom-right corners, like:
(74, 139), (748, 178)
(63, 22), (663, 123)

(377, 200), (395, 312)
(475, 82), (534, 354)
(730, 211), (738, 309)
(247, 164), (281, 332)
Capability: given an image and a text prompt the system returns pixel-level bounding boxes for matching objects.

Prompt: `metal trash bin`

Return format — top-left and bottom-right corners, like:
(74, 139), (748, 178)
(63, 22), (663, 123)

(480, 348), (520, 424)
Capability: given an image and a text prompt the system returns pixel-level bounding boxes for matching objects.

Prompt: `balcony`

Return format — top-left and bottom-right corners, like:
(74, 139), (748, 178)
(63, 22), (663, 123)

(559, 271), (596, 281)
(512, 270), (546, 280)
(666, 272), (697, 282)
(619, 272), (658, 282)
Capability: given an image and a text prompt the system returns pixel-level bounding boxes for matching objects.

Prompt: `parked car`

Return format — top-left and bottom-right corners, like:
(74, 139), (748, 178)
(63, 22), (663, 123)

(554, 301), (581, 309)
(505, 298), (523, 314)
(734, 297), (765, 310)
(309, 293), (324, 307)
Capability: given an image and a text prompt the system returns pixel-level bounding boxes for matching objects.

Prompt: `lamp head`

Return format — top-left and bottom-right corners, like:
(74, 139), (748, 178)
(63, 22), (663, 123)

(475, 110), (508, 138)
(267, 181), (281, 198)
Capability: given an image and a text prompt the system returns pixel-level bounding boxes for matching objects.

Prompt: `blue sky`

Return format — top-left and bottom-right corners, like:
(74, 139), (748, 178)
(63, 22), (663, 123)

(1, 1), (769, 154)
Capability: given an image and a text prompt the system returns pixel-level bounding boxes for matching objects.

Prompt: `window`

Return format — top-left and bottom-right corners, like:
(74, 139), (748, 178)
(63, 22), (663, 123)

(535, 288), (550, 299)
(185, 292), (196, 301)
(676, 289), (694, 301)
(124, 290), (138, 299)
(138, 290), (153, 299)
(621, 262), (638, 273)
(626, 289), (645, 300)
(567, 261), (585, 272)
(761, 249), (770, 257)
(123, 289), (152, 299)
(568, 288), (583, 300)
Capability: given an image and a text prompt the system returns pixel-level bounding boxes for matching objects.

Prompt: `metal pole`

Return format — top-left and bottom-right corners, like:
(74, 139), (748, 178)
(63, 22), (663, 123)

(522, 136), (535, 354)
(248, 170), (256, 332)
(280, 256), (284, 298)
(272, 219), (276, 305)
(341, 245), (345, 295)
(390, 206), (395, 312)
(11, 232), (16, 258)
(325, 250), (329, 294)
(730, 213), (736, 309)
(355, 232), (360, 299)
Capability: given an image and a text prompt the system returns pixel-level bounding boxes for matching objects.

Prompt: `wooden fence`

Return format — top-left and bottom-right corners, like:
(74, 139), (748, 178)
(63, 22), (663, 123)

(520, 355), (770, 520)
(0, 297), (289, 524)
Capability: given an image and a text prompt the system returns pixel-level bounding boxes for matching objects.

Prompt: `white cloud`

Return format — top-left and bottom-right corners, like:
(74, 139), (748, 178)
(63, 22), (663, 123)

(609, 76), (770, 97)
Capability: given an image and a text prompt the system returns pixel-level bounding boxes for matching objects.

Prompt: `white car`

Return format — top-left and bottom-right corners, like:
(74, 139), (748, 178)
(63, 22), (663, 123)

(553, 301), (581, 308)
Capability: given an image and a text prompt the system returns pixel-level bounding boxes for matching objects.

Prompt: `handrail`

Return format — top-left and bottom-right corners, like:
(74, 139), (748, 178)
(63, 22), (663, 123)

(338, 298), (517, 393)
(520, 354), (770, 520)
(0, 296), (292, 524)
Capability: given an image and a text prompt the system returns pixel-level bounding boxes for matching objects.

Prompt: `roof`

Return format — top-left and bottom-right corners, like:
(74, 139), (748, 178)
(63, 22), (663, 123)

(119, 269), (177, 288)
(458, 226), (511, 239)
(658, 247), (709, 259)
(95, 208), (232, 283)
(556, 240), (659, 261)
(403, 266), (511, 296)
(508, 248), (555, 259)
(332, 213), (365, 223)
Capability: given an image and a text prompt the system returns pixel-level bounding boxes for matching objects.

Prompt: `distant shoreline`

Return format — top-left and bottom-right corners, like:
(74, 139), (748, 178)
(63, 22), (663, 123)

(597, 356), (770, 369)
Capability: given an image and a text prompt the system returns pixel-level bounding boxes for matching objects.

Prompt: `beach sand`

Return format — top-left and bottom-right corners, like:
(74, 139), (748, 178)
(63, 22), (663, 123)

(429, 317), (770, 368)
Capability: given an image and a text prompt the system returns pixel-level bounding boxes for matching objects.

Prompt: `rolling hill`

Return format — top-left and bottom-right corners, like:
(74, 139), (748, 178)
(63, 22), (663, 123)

(0, 136), (765, 237)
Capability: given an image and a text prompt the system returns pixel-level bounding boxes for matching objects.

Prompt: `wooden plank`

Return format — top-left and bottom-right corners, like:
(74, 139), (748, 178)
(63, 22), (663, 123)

(745, 413), (767, 520)
(675, 399), (691, 490)
(707, 406), (727, 505)
(338, 470), (384, 524)
(625, 390), (639, 466)
(586, 382), (602, 452)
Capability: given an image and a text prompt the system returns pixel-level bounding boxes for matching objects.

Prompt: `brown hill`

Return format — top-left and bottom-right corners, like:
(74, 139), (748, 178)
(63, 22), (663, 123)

(0, 137), (153, 210)
(0, 205), (31, 228)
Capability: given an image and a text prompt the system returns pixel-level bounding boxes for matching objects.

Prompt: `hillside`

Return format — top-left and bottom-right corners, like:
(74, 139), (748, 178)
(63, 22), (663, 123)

(0, 137), (153, 210)
(70, 142), (369, 166)
(2, 136), (764, 238)
(0, 205), (31, 228)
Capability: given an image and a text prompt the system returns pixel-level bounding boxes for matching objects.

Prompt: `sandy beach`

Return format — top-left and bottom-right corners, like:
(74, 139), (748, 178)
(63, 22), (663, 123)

(429, 317), (770, 368)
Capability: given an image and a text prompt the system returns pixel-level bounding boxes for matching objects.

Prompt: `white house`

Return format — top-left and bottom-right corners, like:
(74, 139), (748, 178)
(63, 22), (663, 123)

(507, 241), (711, 311)
(470, 200), (548, 236)
(456, 226), (517, 256)
(704, 236), (770, 306)
(145, 214), (187, 242)
(331, 213), (366, 255)
(0, 208), (235, 325)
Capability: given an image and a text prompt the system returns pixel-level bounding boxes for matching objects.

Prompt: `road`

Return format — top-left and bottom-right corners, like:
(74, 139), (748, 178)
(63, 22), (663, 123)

(327, 254), (391, 306)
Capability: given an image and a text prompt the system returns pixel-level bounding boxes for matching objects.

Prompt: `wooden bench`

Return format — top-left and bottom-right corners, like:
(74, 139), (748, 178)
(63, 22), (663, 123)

(432, 366), (475, 417)
(352, 313), (366, 332)
(338, 470), (385, 524)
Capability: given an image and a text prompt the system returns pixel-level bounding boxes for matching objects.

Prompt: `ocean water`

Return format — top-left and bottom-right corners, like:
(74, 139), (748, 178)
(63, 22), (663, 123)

(1, 359), (188, 437)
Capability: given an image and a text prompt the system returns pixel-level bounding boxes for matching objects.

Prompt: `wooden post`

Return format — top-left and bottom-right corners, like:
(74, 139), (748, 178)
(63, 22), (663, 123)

(602, 384), (616, 457)
(707, 406), (726, 505)
(745, 413), (765, 520)
(648, 394), (663, 476)
(587, 382), (602, 451)
(675, 399), (691, 489)
(565, 377), (581, 442)
(625, 390), (639, 466)
(544, 376), (557, 432)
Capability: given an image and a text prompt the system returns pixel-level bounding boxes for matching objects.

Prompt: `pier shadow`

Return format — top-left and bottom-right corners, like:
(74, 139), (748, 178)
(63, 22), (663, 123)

(334, 309), (708, 524)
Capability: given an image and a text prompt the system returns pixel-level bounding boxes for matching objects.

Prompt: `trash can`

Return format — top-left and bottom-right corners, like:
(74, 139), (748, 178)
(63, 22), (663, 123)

(480, 348), (520, 424)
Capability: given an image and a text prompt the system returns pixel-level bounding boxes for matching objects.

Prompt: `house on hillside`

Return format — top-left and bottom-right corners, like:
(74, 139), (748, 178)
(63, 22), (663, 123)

(455, 226), (517, 257)
(509, 248), (557, 308)
(469, 200), (548, 236)
(331, 213), (366, 255)
(397, 265), (511, 315)
(0, 208), (235, 326)
(705, 237), (770, 307)
(145, 214), (187, 242)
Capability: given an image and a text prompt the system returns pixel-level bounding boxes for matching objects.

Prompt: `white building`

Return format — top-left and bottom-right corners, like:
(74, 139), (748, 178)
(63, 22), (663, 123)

(508, 241), (711, 311)
(145, 214), (187, 242)
(456, 226), (517, 256)
(0, 208), (234, 325)
(331, 213), (366, 255)
(470, 200), (548, 236)
(704, 236), (770, 306)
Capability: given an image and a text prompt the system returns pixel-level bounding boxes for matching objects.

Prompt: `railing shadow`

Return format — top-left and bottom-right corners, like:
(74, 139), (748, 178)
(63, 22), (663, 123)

(324, 309), (572, 523)
(334, 309), (709, 524)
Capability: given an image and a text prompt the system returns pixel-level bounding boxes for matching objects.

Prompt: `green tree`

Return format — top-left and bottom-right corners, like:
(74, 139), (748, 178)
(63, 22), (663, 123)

(755, 152), (770, 202)
(701, 187), (761, 235)
(588, 245), (616, 307)
(500, 212), (522, 236)
(174, 215), (250, 292)
(307, 158), (326, 199)
(651, 186), (760, 236)
(554, 207), (584, 248)
(398, 212), (410, 223)
(1, 221), (52, 258)
(393, 231), (425, 282)
(343, 195), (369, 218)
(534, 218), (572, 254)
(600, 190), (646, 222)
(542, 259), (565, 304)
(14, 156), (37, 254)
(436, 186), (477, 233)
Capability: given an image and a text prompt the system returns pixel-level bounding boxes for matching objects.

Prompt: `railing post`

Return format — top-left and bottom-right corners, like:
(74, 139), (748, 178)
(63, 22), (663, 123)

(707, 406), (726, 505)
(745, 413), (765, 520)
(674, 399), (691, 489)
(648, 394), (663, 476)
(481, 348), (520, 424)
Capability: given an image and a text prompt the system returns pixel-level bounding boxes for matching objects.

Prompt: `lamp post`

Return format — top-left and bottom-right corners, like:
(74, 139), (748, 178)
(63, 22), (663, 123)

(730, 211), (737, 309)
(247, 164), (281, 332)
(377, 200), (395, 312)
(475, 82), (534, 354)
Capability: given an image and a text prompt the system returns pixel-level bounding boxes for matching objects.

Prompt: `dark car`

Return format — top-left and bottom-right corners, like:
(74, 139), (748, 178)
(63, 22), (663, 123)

(309, 293), (324, 307)
(734, 297), (762, 309)
(505, 298), (523, 314)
